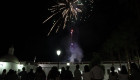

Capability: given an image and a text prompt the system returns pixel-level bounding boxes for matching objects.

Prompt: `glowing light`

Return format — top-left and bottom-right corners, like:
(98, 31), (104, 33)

(71, 29), (74, 34)
(115, 70), (118, 73)
(57, 50), (61, 56)
(66, 63), (70, 66)
(118, 68), (121, 71)
(59, 69), (62, 72)
(71, 43), (74, 46)
(0, 62), (7, 72)
(80, 70), (83, 74)
(18, 64), (24, 70)
(0, 62), (6, 67)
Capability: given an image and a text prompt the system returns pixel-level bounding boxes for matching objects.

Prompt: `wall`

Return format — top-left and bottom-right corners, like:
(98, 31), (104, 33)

(0, 62), (20, 74)
(38, 62), (128, 80)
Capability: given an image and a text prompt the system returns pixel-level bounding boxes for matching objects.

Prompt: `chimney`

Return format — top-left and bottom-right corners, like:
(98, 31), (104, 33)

(8, 46), (14, 55)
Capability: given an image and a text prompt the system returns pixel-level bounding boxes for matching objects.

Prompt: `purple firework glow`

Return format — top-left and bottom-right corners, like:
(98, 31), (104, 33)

(69, 42), (83, 62)
(68, 28), (83, 62)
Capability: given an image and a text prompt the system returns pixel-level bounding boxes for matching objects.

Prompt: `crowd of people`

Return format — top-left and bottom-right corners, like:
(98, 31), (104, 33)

(0, 66), (46, 80)
(0, 62), (140, 80)
(108, 62), (140, 80)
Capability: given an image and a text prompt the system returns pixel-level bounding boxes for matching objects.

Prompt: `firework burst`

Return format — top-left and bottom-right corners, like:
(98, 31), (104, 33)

(43, 0), (83, 36)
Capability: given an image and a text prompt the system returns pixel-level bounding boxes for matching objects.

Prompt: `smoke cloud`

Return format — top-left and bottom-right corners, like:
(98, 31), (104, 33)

(69, 42), (83, 62)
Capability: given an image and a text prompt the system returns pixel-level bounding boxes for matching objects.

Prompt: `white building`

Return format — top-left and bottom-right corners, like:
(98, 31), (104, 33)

(0, 46), (36, 74)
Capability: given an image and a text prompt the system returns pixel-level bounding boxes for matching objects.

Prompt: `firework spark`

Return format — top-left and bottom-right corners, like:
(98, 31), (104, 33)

(90, 0), (94, 3)
(43, 0), (83, 36)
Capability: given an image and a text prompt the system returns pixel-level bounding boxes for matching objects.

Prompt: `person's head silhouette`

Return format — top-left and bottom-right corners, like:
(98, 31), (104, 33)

(76, 64), (80, 69)
(22, 67), (25, 71)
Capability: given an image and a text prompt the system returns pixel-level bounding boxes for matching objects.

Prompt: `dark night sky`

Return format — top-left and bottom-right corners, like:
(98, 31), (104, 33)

(0, 0), (134, 62)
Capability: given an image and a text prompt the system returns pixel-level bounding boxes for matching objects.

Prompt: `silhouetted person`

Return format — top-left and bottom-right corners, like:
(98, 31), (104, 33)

(54, 66), (60, 80)
(60, 67), (66, 80)
(118, 65), (129, 80)
(83, 65), (91, 80)
(74, 64), (82, 80)
(6, 69), (18, 80)
(34, 66), (46, 80)
(18, 67), (27, 80)
(65, 66), (73, 80)
(27, 69), (35, 80)
(0, 69), (6, 80)
(47, 66), (60, 80)
(5, 69), (12, 80)
(47, 67), (54, 80)
(13, 71), (19, 80)
(90, 62), (104, 80)
(108, 66), (118, 80)
(129, 62), (140, 80)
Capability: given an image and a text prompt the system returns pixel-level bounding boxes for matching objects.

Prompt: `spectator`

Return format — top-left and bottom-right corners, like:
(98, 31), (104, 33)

(118, 65), (129, 80)
(47, 66), (60, 80)
(129, 62), (140, 80)
(0, 69), (7, 80)
(83, 65), (91, 80)
(27, 69), (35, 80)
(108, 66), (118, 80)
(34, 66), (46, 80)
(60, 67), (66, 80)
(74, 64), (82, 80)
(6, 69), (18, 80)
(90, 62), (104, 80)
(65, 66), (73, 80)
(18, 67), (27, 80)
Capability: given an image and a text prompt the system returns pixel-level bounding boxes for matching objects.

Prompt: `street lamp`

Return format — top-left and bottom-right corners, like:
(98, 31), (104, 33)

(57, 50), (61, 56)
(57, 50), (61, 69)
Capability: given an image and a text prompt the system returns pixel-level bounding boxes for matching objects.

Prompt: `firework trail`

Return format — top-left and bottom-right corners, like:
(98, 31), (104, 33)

(43, 0), (83, 36)
(67, 28), (83, 62)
